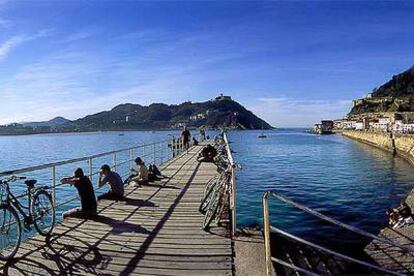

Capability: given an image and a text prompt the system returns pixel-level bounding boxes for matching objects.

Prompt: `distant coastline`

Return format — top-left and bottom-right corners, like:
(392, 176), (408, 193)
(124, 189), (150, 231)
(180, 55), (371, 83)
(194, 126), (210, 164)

(0, 95), (273, 136)
(0, 126), (268, 137)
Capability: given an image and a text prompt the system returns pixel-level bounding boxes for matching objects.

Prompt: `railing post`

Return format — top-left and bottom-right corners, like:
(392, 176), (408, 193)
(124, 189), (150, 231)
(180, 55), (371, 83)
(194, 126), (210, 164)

(231, 164), (237, 235)
(113, 153), (117, 172)
(160, 143), (163, 164)
(171, 138), (176, 158)
(263, 192), (273, 276)
(129, 149), (134, 170)
(88, 158), (93, 182)
(142, 145), (145, 160)
(52, 165), (56, 208)
(153, 143), (156, 164)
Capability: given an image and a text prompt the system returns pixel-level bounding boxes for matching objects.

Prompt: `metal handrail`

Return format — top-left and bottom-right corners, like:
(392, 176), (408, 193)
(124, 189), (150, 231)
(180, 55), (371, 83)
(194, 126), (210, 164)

(270, 226), (402, 276)
(262, 191), (411, 276)
(0, 138), (185, 209)
(223, 132), (237, 235)
(0, 139), (169, 177)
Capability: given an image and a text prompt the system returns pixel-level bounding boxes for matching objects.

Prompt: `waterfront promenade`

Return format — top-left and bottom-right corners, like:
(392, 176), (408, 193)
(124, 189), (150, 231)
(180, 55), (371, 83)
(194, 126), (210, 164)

(0, 145), (233, 275)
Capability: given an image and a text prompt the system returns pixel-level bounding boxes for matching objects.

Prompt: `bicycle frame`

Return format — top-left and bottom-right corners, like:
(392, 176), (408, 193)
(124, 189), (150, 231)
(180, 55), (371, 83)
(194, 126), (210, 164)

(1, 182), (36, 228)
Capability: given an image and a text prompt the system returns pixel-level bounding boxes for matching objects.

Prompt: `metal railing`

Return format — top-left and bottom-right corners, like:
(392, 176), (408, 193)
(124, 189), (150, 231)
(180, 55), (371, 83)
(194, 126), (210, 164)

(263, 191), (411, 276)
(0, 137), (186, 210)
(223, 132), (237, 235)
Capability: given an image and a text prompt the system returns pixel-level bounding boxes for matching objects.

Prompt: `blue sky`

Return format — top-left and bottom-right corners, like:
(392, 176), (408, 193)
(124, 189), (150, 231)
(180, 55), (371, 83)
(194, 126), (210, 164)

(0, 1), (413, 127)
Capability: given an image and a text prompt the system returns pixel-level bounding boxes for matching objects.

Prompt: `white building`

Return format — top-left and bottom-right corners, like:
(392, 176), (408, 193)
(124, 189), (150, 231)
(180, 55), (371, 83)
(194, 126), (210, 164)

(392, 120), (414, 134)
(370, 118), (391, 131)
(355, 122), (364, 130)
(342, 121), (357, 129)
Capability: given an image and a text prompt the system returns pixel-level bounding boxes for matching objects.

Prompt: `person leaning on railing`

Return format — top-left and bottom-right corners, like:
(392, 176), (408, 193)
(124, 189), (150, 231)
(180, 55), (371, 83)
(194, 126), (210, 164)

(60, 168), (97, 219)
(98, 164), (125, 201)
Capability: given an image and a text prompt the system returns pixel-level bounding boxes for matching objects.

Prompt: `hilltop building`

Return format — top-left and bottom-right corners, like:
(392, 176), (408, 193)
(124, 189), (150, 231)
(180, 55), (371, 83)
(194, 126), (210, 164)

(215, 93), (232, 101)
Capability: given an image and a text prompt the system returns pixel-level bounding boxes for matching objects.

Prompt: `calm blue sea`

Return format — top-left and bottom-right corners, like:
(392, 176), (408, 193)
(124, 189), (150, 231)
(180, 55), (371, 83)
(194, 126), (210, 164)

(1, 129), (413, 252)
(230, 129), (414, 251)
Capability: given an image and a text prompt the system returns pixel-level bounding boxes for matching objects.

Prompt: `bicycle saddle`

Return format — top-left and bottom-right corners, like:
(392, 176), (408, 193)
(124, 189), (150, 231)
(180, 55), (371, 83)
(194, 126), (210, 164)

(24, 180), (37, 186)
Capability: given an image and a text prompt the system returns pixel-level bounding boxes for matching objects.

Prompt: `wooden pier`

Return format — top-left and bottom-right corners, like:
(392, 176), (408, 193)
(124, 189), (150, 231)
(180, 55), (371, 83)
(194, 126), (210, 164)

(0, 146), (233, 275)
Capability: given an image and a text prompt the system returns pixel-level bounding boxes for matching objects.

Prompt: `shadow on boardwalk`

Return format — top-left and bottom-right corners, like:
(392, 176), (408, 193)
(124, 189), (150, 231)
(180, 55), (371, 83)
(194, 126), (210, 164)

(0, 146), (233, 275)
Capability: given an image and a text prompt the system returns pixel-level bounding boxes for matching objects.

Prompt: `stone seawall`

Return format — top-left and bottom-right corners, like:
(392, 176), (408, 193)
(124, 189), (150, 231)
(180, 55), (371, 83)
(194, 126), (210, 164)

(342, 130), (414, 163)
(342, 130), (414, 273)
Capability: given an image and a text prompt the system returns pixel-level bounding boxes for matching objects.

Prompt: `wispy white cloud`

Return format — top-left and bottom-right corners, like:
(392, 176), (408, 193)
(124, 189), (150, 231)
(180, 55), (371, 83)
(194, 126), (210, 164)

(60, 28), (100, 43)
(0, 26), (251, 124)
(0, 29), (51, 62)
(0, 44), (209, 124)
(248, 97), (352, 128)
(0, 36), (27, 61)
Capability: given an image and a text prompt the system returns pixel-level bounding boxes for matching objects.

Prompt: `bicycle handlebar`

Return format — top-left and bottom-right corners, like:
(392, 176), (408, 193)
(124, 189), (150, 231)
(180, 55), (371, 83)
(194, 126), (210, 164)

(0, 175), (27, 184)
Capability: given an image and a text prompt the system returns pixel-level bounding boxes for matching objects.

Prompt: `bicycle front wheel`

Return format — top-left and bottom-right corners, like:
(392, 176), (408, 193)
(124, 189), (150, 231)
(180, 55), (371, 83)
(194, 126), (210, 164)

(199, 180), (218, 214)
(0, 204), (21, 260)
(31, 190), (55, 236)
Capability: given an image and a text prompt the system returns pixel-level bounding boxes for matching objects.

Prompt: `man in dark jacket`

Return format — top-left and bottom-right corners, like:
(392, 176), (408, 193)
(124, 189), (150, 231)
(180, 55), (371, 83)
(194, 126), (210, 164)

(61, 168), (97, 218)
(181, 126), (191, 150)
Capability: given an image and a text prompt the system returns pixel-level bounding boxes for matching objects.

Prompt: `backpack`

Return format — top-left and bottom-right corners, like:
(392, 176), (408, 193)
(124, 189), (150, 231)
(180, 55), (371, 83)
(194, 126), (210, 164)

(198, 145), (218, 162)
(148, 164), (161, 182)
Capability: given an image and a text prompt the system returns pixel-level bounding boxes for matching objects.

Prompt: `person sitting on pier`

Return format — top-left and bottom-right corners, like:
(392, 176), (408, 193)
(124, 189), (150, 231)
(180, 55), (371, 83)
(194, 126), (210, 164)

(128, 157), (149, 187)
(98, 164), (125, 201)
(192, 137), (199, 146)
(61, 168), (97, 219)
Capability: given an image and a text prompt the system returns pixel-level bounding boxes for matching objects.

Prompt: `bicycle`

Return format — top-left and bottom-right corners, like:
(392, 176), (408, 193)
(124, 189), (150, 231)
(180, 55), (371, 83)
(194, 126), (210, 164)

(202, 173), (231, 230)
(0, 175), (56, 260)
(199, 169), (229, 213)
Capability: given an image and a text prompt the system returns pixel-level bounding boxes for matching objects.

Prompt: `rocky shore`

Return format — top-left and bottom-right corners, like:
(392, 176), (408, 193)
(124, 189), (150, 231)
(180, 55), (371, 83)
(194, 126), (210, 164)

(342, 130), (414, 273)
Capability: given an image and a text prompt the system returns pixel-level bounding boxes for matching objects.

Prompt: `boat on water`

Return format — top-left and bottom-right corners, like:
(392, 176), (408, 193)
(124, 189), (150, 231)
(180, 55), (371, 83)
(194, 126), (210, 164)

(258, 124), (267, 138)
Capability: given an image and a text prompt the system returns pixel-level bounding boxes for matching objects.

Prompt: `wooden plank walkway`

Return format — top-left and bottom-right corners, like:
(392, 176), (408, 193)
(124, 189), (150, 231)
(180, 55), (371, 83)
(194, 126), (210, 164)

(0, 146), (233, 275)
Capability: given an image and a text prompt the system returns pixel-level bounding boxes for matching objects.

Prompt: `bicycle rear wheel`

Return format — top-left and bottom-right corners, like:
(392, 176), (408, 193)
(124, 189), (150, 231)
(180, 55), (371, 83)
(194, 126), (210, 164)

(0, 205), (21, 260)
(202, 176), (219, 198)
(203, 192), (221, 230)
(31, 190), (55, 236)
(214, 194), (229, 225)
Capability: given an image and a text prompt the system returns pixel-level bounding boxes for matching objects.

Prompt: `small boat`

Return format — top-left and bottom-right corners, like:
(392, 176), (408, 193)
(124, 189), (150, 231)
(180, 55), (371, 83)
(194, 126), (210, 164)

(258, 124), (267, 138)
(118, 133), (125, 136)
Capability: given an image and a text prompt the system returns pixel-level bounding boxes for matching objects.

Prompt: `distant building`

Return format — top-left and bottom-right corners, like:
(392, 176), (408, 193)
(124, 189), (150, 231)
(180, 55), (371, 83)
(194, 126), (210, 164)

(313, 120), (334, 134)
(33, 126), (51, 133)
(125, 116), (130, 122)
(355, 122), (364, 130)
(333, 119), (344, 129)
(321, 120), (334, 133)
(363, 118), (370, 130)
(371, 117), (390, 132)
(343, 120), (357, 129)
(215, 93), (232, 101)
(354, 118), (369, 130)
(189, 113), (206, 121)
